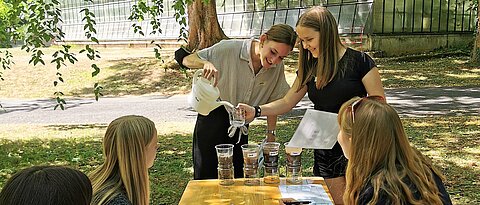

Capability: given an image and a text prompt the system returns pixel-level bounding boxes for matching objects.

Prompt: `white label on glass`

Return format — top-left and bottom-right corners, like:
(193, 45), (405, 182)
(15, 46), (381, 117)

(248, 153), (257, 157)
(269, 151), (278, 156)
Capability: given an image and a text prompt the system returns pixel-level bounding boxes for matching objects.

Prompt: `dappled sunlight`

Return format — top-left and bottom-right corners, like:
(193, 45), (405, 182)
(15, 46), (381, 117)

(446, 156), (480, 169)
(446, 73), (480, 79)
(467, 68), (480, 73)
(409, 121), (435, 127)
(394, 75), (427, 81)
(160, 150), (187, 155)
(379, 69), (408, 74)
(465, 119), (480, 125)
(452, 59), (469, 64)
(0, 124), (105, 140)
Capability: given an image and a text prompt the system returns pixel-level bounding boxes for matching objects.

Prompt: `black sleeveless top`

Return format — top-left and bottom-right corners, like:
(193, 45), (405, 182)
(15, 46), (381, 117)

(307, 47), (376, 113)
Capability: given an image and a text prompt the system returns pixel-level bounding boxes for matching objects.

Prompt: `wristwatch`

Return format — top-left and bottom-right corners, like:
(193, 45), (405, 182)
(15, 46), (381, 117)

(254, 105), (262, 118)
(266, 130), (275, 136)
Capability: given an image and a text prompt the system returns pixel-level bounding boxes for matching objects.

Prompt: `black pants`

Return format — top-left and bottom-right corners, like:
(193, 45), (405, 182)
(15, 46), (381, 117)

(313, 142), (348, 178)
(193, 106), (248, 180)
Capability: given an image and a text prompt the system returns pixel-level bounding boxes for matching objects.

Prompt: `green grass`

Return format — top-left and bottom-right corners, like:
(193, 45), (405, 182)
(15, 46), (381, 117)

(0, 47), (479, 204)
(1, 47), (479, 99)
(377, 56), (480, 88)
(1, 116), (478, 204)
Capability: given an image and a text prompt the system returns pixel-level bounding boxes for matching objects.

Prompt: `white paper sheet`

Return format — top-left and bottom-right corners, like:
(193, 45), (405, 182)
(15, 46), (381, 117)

(288, 109), (339, 149)
(279, 184), (333, 205)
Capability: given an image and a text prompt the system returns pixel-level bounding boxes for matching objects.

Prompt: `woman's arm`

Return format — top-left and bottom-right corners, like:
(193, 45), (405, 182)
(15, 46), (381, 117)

(362, 67), (385, 99)
(239, 77), (307, 122)
(183, 53), (219, 86)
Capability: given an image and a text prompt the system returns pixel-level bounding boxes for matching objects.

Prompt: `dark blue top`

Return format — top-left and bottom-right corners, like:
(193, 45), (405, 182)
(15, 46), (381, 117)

(358, 172), (453, 205)
(105, 193), (132, 205)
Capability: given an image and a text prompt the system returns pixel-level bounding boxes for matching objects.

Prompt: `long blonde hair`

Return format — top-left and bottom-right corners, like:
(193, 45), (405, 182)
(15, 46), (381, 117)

(89, 115), (156, 205)
(338, 97), (445, 205)
(296, 6), (345, 91)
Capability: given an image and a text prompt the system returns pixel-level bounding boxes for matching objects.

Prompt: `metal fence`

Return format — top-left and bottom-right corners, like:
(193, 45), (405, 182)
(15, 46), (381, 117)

(373, 0), (475, 34)
(58, 0), (474, 42)
(59, 0), (374, 42)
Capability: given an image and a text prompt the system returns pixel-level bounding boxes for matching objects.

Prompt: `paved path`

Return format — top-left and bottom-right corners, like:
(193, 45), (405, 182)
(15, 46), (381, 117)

(0, 87), (478, 124)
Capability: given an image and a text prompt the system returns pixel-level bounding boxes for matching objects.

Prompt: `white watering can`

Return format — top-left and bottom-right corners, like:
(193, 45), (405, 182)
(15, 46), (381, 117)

(188, 70), (235, 116)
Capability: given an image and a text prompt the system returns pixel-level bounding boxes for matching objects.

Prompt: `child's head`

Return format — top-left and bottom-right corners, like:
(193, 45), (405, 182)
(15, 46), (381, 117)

(337, 96), (407, 163)
(0, 165), (92, 205)
(91, 115), (157, 205)
(103, 115), (158, 169)
(258, 24), (297, 69)
(296, 6), (341, 58)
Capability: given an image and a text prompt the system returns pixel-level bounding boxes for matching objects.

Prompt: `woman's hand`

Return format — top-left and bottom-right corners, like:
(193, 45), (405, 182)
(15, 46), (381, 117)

(237, 103), (255, 123)
(202, 62), (219, 87)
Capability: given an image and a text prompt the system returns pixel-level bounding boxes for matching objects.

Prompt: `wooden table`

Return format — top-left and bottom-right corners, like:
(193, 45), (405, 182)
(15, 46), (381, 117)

(179, 177), (333, 204)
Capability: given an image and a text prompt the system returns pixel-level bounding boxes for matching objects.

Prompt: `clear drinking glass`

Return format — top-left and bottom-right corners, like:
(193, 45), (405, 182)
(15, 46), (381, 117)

(263, 142), (280, 184)
(215, 144), (235, 186)
(241, 144), (260, 186)
(284, 142), (302, 184)
(228, 107), (245, 127)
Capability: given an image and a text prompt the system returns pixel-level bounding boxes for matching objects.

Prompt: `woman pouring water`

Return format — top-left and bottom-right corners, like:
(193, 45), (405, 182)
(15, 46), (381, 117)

(180, 24), (297, 179)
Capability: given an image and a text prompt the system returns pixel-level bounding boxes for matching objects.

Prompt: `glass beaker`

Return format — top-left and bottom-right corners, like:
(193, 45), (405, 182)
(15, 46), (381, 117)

(241, 144), (260, 185)
(284, 142), (302, 184)
(215, 144), (235, 186)
(263, 142), (280, 184)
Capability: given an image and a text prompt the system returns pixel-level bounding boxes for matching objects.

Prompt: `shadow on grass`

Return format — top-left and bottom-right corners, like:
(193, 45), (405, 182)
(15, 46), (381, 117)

(378, 55), (480, 89)
(70, 57), (194, 97)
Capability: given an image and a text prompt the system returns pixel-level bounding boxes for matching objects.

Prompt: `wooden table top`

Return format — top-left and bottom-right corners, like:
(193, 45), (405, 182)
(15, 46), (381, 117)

(179, 177), (333, 205)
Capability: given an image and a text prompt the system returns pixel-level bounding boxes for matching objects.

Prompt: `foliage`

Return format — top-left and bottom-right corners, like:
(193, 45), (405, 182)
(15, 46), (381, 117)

(0, 0), (102, 110)
(0, 1), (12, 48)
(128, 0), (165, 62)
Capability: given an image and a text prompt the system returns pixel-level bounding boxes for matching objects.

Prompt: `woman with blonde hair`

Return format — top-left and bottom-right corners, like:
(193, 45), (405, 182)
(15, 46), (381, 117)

(90, 115), (158, 205)
(337, 96), (452, 204)
(240, 6), (385, 203)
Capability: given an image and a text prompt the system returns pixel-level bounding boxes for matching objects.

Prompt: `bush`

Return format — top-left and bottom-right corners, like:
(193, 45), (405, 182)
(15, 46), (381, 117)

(0, 1), (12, 48)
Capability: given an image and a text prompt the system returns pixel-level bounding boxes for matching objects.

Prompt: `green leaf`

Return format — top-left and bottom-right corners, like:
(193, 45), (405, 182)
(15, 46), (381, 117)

(91, 37), (99, 44)
(91, 64), (100, 77)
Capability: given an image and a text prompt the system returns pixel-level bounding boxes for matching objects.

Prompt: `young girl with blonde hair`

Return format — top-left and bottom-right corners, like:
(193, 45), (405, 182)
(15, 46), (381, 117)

(89, 115), (158, 205)
(337, 96), (452, 204)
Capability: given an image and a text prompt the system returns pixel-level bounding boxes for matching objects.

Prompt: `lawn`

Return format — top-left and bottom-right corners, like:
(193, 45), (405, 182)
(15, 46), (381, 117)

(0, 46), (479, 204)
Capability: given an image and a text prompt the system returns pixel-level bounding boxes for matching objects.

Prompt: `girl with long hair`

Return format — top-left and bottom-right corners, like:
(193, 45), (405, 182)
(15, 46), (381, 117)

(239, 6), (385, 203)
(337, 96), (452, 204)
(89, 115), (158, 205)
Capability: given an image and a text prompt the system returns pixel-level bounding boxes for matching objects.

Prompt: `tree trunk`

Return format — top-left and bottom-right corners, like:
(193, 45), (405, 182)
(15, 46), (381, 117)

(472, 4), (480, 64)
(186, 0), (228, 51)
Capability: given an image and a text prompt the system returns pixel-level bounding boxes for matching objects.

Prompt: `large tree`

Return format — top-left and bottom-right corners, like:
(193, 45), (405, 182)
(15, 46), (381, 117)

(185, 0), (227, 50)
(173, 0), (228, 51)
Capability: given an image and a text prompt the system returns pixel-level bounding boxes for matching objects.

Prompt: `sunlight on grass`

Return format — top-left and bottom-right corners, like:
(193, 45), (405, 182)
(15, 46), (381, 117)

(410, 121), (435, 127)
(379, 69), (408, 73)
(446, 73), (480, 79)
(394, 75), (427, 81)
(465, 119), (480, 126)
(453, 59), (469, 64)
